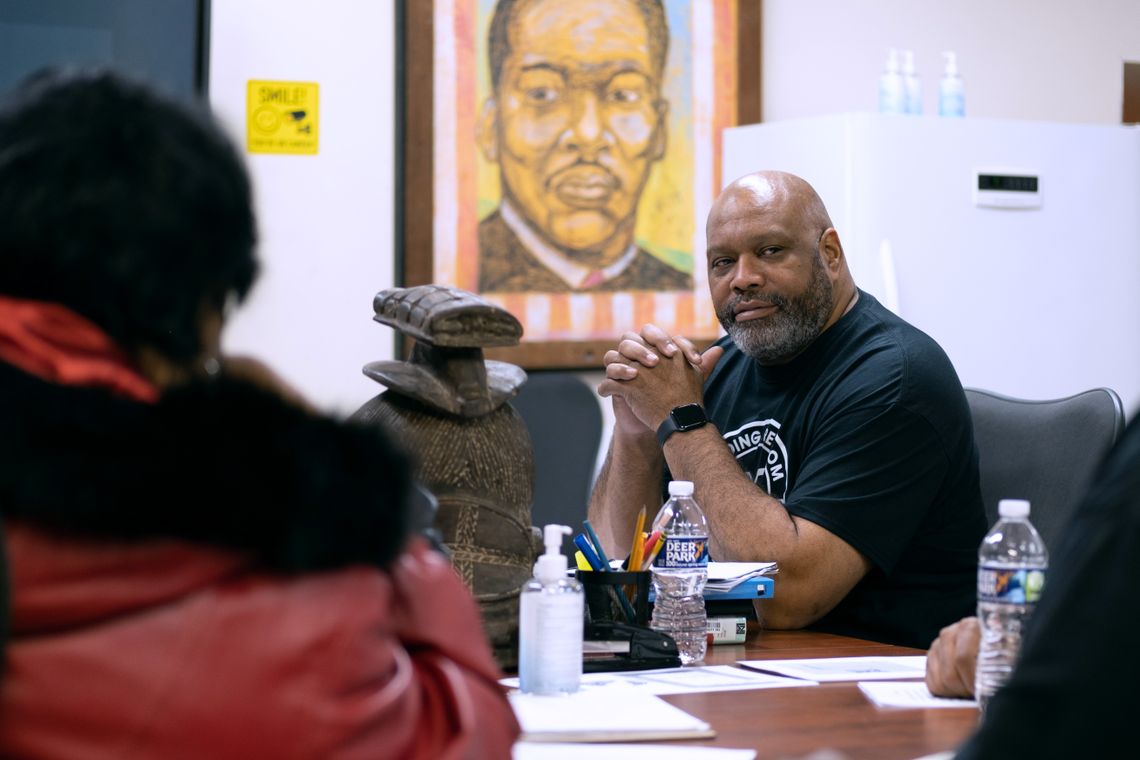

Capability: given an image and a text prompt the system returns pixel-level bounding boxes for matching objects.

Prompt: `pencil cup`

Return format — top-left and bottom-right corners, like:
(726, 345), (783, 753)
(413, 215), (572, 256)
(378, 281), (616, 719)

(578, 570), (650, 627)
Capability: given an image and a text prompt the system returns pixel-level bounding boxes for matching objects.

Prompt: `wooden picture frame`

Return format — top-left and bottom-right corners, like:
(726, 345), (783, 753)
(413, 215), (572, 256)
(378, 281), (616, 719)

(397, 0), (761, 368)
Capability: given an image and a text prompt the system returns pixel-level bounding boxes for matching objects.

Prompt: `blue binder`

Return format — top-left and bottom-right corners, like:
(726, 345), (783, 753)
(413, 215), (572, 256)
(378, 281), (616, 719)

(706, 575), (775, 600)
(648, 574), (774, 602)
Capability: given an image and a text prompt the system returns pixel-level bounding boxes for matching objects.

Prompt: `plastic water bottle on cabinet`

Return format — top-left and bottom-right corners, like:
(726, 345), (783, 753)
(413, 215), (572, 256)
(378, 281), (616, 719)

(975, 499), (1048, 711)
(649, 480), (709, 665)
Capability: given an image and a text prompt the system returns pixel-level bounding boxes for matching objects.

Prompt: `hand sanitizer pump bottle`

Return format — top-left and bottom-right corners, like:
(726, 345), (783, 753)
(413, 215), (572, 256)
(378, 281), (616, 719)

(939, 51), (965, 117)
(518, 524), (583, 694)
(878, 48), (905, 114)
(901, 49), (922, 114)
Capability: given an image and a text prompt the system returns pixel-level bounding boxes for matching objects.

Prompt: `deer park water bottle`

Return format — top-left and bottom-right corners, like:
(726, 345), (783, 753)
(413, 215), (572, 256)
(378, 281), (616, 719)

(649, 480), (709, 665)
(975, 499), (1048, 711)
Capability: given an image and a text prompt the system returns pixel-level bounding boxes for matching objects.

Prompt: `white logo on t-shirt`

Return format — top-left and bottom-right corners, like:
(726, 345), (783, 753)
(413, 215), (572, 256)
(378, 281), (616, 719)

(722, 419), (790, 501)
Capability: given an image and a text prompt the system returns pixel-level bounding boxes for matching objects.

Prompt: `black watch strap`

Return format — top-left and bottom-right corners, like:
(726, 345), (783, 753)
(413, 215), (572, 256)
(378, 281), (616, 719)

(656, 403), (708, 447)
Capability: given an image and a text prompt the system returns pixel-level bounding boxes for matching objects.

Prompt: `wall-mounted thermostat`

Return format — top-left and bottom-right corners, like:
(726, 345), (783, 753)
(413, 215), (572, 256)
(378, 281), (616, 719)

(974, 169), (1042, 209)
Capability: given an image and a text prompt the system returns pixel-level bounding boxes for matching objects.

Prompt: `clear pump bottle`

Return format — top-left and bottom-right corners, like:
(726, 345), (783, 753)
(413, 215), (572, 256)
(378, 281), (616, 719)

(901, 50), (922, 115)
(939, 51), (965, 117)
(878, 48), (905, 114)
(518, 524), (584, 694)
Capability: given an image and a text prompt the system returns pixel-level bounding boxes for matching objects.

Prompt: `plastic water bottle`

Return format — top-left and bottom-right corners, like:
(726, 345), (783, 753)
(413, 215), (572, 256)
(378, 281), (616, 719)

(975, 499), (1048, 711)
(649, 481), (709, 665)
(519, 524), (583, 694)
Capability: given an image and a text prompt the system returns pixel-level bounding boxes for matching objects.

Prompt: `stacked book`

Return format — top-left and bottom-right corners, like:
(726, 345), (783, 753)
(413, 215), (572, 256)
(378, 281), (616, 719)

(704, 562), (778, 643)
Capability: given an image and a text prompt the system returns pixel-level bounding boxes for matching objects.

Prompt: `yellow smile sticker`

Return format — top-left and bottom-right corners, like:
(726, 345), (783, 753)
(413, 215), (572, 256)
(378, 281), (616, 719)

(246, 80), (319, 155)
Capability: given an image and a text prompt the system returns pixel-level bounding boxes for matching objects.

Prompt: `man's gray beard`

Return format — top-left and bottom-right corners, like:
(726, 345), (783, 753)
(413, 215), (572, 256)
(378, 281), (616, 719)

(716, 254), (835, 364)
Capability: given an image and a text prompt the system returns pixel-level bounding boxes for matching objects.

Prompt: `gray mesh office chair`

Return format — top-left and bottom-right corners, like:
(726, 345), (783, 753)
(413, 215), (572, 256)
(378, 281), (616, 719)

(965, 387), (1126, 553)
(511, 372), (603, 538)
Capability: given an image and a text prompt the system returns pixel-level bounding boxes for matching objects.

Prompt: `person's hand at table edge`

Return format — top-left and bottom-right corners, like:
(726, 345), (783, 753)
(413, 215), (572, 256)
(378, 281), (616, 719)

(925, 616), (980, 698)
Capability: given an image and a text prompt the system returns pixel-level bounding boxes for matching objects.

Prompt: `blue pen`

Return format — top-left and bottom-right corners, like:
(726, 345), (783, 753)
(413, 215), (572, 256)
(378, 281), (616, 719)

(582, 520), (613, 570)
(575, 532), (638, 624)
(573, 533), (604, 571)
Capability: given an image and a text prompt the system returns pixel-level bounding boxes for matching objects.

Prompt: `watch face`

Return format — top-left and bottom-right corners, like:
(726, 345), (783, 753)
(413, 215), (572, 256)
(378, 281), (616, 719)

(672, 403), (707, 430)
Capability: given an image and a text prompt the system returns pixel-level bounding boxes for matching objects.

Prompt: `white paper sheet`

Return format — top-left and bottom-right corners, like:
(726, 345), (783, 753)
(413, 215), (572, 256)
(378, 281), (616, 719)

(705, 561), (778, 591)
(514, 743), (756, 759)
(509, 688), (714, 742)
(737, 655), (927, 682)
(502, 664), (817, 695)
(857, 681), (979, 709)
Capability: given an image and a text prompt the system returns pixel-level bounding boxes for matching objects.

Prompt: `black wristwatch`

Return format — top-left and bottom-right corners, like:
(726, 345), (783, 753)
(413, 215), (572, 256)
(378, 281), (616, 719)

(656, 403), (708, 447)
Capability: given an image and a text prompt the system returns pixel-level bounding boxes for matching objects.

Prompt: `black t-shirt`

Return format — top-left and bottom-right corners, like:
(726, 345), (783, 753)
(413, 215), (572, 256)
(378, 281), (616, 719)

(955, 416), (1140, 758)
(701, 291), (986, 648)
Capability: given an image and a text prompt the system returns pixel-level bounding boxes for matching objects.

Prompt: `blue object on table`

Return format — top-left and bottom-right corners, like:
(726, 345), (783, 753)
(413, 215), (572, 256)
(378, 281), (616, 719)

(575, 534), (639, 624)
(573, 534), (604, 571)
(648, 575), (774, 602)
(582, 520), (613, 568)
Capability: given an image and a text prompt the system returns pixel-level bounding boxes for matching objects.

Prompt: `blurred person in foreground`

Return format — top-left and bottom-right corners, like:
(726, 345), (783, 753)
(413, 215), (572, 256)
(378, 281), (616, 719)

(925, 416), (1140, 757)
(0, 68), (518, 759)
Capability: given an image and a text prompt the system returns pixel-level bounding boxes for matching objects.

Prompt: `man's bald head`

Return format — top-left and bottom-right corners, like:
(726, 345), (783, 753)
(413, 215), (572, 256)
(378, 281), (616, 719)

(709, 171), (833, 238)
(705, 170), (856, 364)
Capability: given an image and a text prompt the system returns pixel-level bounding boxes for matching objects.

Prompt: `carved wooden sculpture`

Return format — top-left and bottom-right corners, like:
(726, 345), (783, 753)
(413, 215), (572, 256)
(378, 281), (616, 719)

(353, 285), (537, 670)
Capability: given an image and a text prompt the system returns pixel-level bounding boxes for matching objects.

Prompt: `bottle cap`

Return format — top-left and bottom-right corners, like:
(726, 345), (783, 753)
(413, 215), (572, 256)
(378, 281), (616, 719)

(885, 47), (900, 73)
(901, 49), (916, 74)
(668, 480), (694, 497)
(942, 51), (959, 76)
(534, 524), (571, 583)
(998, 499), (1030, 518)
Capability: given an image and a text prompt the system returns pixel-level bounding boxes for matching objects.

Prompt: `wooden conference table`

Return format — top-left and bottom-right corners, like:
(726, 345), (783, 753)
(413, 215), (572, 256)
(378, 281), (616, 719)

(658, 628), (979, 759)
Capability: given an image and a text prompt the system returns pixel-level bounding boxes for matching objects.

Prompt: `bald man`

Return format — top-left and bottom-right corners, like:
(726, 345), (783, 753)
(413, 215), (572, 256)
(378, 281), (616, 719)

(588, 171), (986, 649)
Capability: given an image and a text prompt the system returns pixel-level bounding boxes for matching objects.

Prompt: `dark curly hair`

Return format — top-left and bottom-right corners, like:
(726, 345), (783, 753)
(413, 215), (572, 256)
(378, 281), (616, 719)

(0, 67), (258, 361)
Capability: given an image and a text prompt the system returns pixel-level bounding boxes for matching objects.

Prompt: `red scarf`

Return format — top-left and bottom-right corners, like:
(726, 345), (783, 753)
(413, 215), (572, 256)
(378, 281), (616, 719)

(0, 296), (158, 402)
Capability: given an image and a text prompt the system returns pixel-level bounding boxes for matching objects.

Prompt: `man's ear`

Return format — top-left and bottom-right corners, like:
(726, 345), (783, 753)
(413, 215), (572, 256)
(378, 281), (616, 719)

(820, 228), (845, 272)
(649, 98), (669, 162)
(477, 98), (499, 163)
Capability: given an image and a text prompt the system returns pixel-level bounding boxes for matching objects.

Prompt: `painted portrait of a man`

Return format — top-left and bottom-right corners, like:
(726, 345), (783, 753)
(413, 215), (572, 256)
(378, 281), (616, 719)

(422, 0), (742, 347)
(475, 0), (693, 293)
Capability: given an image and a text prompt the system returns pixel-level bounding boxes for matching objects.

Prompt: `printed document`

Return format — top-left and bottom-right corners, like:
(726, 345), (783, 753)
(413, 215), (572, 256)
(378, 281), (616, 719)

(509, 688), (714, 742)
(514, 743), (756, 759)
(502, 664), (816, 695)
(705, 561), (778, 592)
(857, 681), (979, 709)
(737, 655), (927, 682)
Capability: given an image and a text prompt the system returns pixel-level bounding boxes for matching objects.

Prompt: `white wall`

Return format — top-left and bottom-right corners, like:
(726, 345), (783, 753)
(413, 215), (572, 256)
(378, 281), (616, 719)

(596, 0), (1140, 470)
(202, 0), (1140, 464)
(763, 0), (1140, 124)
(208, 0), (397, 415)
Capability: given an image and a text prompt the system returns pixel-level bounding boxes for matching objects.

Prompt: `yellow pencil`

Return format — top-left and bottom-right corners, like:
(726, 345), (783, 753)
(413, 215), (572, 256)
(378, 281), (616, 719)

(628, 506), (647, 571)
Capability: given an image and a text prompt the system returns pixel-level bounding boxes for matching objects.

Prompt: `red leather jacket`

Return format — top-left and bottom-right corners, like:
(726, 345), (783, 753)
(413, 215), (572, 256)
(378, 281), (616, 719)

(0, 526), (518, 759)
(0, 303), (519, 757)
